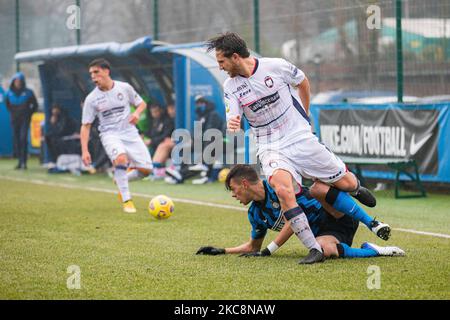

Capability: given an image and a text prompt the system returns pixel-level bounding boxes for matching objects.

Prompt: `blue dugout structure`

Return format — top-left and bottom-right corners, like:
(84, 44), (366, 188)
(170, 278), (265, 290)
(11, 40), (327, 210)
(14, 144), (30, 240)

(0, 86), (13, 156)
(6, 36), (227, 158)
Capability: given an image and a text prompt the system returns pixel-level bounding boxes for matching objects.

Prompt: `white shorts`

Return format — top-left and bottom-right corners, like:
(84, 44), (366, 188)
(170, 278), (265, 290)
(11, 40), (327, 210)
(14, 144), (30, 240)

(101, 131), (153, 169)
(258, 134), (347, 184)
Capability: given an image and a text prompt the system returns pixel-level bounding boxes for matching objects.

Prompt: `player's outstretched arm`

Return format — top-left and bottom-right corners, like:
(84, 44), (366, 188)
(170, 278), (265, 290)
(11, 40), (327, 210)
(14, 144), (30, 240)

(196, 238), (264, 256)
(240, 222), (294, 257)
(196, 246), (226, 255)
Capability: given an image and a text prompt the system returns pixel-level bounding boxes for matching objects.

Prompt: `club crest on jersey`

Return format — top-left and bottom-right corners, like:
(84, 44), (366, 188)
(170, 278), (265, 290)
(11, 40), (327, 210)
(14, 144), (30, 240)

(117, 93), (124, 101)
(264, 76), (274, 88)
(272, 201), (280, 209)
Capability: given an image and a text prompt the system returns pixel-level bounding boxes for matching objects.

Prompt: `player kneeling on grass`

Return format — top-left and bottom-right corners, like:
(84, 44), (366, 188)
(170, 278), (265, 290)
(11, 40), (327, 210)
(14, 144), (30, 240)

(196, 165), (405, 262)
(81, 58), (153, 213)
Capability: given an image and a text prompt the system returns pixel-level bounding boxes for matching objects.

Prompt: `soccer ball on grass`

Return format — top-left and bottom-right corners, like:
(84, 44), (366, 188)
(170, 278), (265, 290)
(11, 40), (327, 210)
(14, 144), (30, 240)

(148, 195), (174, 219)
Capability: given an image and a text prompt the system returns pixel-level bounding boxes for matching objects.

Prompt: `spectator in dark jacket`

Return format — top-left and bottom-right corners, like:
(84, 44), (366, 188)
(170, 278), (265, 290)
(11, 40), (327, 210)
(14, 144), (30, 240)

(165, 96), (225, 184)
(145, 103), (175, 178)
(5, 72), (38, 169)
(195, 95), (226, 139)
(145, 104), (174, 153)
(45, 104), (80, 163)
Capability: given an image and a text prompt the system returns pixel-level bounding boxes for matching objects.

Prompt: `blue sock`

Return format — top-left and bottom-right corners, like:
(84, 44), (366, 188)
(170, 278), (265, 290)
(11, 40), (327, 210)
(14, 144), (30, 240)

(337, 243), (377, 258)
(330, 190), (374, 228)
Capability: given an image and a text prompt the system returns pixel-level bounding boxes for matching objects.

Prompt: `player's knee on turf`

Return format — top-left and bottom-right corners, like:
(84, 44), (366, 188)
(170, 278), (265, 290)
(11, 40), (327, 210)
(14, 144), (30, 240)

(317, 238), (339, 258)
(323, 243), (340, 258)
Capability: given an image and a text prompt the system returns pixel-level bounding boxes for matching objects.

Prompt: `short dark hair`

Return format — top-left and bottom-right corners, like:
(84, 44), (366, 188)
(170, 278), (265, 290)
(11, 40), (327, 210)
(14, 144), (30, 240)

(88, 58), (111, 71)
(225, 164), (260, 190)
(206, 32), (250, 58)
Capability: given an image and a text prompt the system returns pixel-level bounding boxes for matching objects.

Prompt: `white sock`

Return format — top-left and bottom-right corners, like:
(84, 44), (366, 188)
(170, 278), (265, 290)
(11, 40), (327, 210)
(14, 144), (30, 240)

(284, 207), (322, 252)
(114, 165), (131, 202)
(127, 169), (146, 182)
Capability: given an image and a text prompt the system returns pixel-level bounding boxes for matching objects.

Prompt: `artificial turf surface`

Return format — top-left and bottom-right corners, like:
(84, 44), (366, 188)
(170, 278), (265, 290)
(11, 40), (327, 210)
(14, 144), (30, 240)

(0, 158), (449, 299)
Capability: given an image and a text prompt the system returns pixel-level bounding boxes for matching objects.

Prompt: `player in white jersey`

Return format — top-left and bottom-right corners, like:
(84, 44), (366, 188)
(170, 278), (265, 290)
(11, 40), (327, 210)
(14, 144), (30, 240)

(206, 32), (380, 264)
(80, 59), (153, 213)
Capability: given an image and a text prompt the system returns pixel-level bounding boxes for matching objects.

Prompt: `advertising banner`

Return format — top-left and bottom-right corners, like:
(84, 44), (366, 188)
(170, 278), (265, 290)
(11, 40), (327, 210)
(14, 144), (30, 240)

(310, 103), (450, 183)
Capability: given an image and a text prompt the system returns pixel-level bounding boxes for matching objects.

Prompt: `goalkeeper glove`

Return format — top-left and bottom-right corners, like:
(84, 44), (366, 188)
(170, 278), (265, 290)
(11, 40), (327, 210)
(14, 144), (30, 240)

(196, 246), (226, 255)
(239, 248), (271, 257)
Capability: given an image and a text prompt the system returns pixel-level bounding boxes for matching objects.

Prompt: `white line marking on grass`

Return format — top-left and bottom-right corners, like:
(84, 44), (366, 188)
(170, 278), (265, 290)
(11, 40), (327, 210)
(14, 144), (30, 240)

(2, 176), (450, 238)
(392, 228), (450, 239)
(0, 176), (247, 212)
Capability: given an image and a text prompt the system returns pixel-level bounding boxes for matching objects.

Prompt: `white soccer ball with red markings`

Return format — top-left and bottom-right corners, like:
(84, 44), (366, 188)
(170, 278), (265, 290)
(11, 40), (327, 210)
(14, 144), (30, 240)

(148, 195), (174, 220)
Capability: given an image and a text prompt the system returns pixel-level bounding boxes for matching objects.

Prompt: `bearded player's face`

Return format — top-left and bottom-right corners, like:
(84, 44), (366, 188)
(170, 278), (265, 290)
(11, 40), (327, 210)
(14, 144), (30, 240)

(216, 50), (240, 78)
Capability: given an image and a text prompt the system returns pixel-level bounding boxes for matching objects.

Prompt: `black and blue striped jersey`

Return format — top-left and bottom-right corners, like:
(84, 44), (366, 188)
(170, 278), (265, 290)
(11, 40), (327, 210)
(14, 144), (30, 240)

(248, 180), (326, 239)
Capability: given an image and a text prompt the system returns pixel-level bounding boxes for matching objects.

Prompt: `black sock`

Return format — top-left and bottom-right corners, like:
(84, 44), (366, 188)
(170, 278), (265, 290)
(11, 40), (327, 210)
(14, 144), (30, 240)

(325, 186), (340, 206)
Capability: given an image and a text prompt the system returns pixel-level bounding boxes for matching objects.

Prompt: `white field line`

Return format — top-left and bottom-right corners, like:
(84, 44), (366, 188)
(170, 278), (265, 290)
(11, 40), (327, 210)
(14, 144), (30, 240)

(2, 176), (450, 239)
(393, 228), (450, 239)
(0, 176), (247, 212)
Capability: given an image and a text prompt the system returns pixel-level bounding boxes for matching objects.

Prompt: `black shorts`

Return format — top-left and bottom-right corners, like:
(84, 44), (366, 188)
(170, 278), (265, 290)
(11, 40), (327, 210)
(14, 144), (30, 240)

(316, 213), (359, 246)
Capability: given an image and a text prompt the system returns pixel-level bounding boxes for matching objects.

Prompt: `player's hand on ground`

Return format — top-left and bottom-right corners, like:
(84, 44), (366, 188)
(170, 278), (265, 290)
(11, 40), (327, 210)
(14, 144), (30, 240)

(129, 112), (140, 125)
(82, 151), (92, 166)
(239, 248), (271, 257)
(196, 246), (225, 255)
(227, 115), (241, 132)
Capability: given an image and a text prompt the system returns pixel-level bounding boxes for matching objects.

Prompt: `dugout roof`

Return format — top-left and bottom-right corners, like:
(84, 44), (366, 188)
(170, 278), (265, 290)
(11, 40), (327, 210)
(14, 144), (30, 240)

(14, 36), (227, 131)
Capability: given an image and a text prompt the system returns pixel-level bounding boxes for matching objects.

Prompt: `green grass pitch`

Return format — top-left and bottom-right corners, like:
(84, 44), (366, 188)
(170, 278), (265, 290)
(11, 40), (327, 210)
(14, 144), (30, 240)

(0, 158), (449, 299)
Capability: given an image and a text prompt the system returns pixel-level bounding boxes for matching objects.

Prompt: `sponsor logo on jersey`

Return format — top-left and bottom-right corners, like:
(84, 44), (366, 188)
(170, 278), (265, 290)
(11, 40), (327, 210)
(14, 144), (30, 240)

(290, 64), (299, 77)
(94, 95), (107, 103)
(102, 106), (125, 118)
(264, 76), (274, 88)
(239, 89), (251, 98)
(247, 92), (280, 112)
(232, 83), (248, 94)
